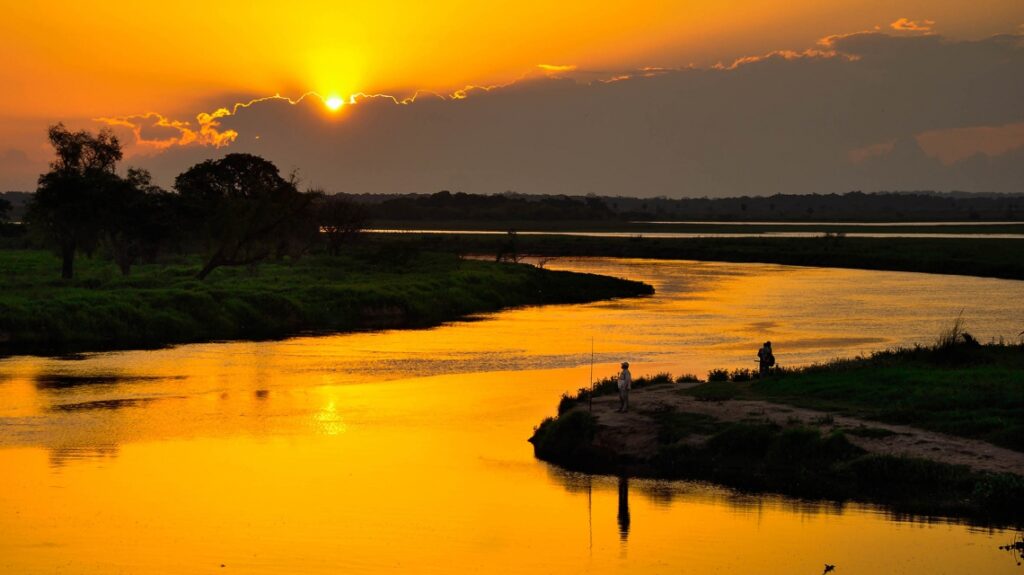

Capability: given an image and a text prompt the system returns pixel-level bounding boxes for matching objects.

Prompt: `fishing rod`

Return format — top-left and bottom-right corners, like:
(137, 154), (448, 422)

(588, 336), (594, 413)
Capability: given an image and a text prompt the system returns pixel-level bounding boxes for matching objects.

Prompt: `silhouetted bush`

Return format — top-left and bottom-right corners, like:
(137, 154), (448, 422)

(707, 368), (730, 382)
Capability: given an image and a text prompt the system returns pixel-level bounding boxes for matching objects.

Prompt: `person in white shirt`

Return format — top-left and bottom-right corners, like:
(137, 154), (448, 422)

(617, 361), (632, 413)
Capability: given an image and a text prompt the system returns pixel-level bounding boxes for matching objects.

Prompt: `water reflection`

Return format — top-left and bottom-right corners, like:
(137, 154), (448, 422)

(48, 444), (119, 468)
(34, 374), (128, 389)
(48, 397), (165, 412)
(1, 259), (1023, 574)
(1000, 532), (1023, 567)
(617, 476), (631, 542)
(34, 373), (185, 390)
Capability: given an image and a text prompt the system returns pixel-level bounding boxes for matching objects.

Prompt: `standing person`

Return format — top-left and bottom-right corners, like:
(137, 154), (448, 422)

(617, 361), (632, 412)
(757, 341), (775, 378)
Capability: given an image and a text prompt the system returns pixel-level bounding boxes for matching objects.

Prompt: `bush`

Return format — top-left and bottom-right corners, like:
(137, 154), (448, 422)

(730, 368), (754, 382)
(971, 473), (1024, 510)
(529, 411), (601, 467)
(707, 368), (730, 382)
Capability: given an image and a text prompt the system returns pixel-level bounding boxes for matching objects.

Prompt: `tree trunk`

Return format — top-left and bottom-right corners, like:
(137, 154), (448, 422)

(60, 243), (74, 280)
(196, 252), (223, 280)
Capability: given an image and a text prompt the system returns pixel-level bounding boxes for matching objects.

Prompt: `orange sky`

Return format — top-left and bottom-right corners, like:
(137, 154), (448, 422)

(3, 1), (1023, 121)
(2, 1), (1023, 194)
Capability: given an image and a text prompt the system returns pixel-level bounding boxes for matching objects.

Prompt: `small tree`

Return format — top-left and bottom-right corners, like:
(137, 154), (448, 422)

(175, 153), (312, 279)
(27, 124), (122, 279)
(104, 168), (180, 275)
(496, 229), (521, 263)
(314, 193), (367, 256)
(270, 189), (324, 261)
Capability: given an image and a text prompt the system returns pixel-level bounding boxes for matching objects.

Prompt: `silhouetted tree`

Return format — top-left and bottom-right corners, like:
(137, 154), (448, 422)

(270, 188), (324, 260)
(27, 123), (122, 279)
(0, 196), (15, 239)
(315, 193), (367, 256)
(104, 168), (180, 275)
(496, 229), (521, 263)
(175, 153), (312, 279)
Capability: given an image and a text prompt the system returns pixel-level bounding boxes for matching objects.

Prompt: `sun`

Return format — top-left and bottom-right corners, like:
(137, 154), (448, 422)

(324, 95), (344, 111)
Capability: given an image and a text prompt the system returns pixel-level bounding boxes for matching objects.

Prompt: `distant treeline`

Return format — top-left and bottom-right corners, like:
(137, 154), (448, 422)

(604, 192), (1024, 222)
(0, 191), (31, 222)
(339, 190), (1024, 222)
(352, 190), (617, 222)
(8, 185), (1023, 230)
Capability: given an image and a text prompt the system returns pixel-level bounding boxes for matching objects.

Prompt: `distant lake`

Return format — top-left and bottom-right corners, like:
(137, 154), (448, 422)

(368, 227), (1024, 239)
(2, 259), (1022, 574)
(635, 220), (1024, 226)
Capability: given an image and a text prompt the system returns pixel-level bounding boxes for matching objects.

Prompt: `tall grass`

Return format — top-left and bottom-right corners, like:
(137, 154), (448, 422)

(935, 309), (968, 348)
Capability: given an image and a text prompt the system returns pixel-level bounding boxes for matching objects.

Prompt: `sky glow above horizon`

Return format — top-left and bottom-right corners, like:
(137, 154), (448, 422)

(2, 1), (1022, 195)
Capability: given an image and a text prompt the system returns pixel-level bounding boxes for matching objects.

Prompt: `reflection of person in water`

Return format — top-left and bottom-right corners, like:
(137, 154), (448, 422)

(617, 476), (631, 541)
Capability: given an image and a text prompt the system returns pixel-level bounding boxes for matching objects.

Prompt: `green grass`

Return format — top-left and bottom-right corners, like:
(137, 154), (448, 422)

(646, 408), (723, 444)
(557, 372), (674, 415)
(547, 327), (1024, 453)
(684, 343), (1024, 452)
(0, 248), (653, 354)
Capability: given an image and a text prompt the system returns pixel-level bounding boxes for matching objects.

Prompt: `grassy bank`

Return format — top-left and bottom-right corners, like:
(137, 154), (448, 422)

(0, 248), (652, 355)
(531, 408), (1024, 524)
(371, 233), (1024, 280)
(687, 342), (1024, 452)
(530, 341), (1024, 524)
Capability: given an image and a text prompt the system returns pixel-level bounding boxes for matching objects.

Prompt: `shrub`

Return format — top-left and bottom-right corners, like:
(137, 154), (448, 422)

(730, 368), (754, 382)
(971, 473), (1024, 510)
(529, 411), (599, 464)
(707, 368), (730, 382)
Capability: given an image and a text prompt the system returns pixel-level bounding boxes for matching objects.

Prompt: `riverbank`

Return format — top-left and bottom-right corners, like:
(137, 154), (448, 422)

(530, 342), (1024, 525)
(371, 233), (1024, 280)
(0, 248), (653, 356)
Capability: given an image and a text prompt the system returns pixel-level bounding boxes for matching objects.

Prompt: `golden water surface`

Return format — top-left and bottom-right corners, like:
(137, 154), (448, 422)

(1, 259), (1022, 574)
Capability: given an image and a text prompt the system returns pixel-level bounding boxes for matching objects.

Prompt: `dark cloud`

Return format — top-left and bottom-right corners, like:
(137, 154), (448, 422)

(130, 31), (1024, 197)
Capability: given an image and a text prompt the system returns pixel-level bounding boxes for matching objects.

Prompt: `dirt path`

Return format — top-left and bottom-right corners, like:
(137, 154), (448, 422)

(585, 383), (1024, 476)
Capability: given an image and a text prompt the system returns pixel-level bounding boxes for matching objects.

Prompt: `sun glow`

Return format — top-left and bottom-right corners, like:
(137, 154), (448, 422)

(324, 95), (344, 111)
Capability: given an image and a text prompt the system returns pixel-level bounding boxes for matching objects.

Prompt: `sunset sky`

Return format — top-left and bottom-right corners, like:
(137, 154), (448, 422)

(2, 1), (1023, 195)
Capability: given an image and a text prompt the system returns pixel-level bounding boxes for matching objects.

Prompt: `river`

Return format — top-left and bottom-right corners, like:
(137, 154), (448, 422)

(1, 258), (1022, 574)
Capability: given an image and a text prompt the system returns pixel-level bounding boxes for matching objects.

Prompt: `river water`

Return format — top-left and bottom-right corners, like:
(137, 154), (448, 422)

(1, 258), (1022, 574)
(368, 228), (1024, 239)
